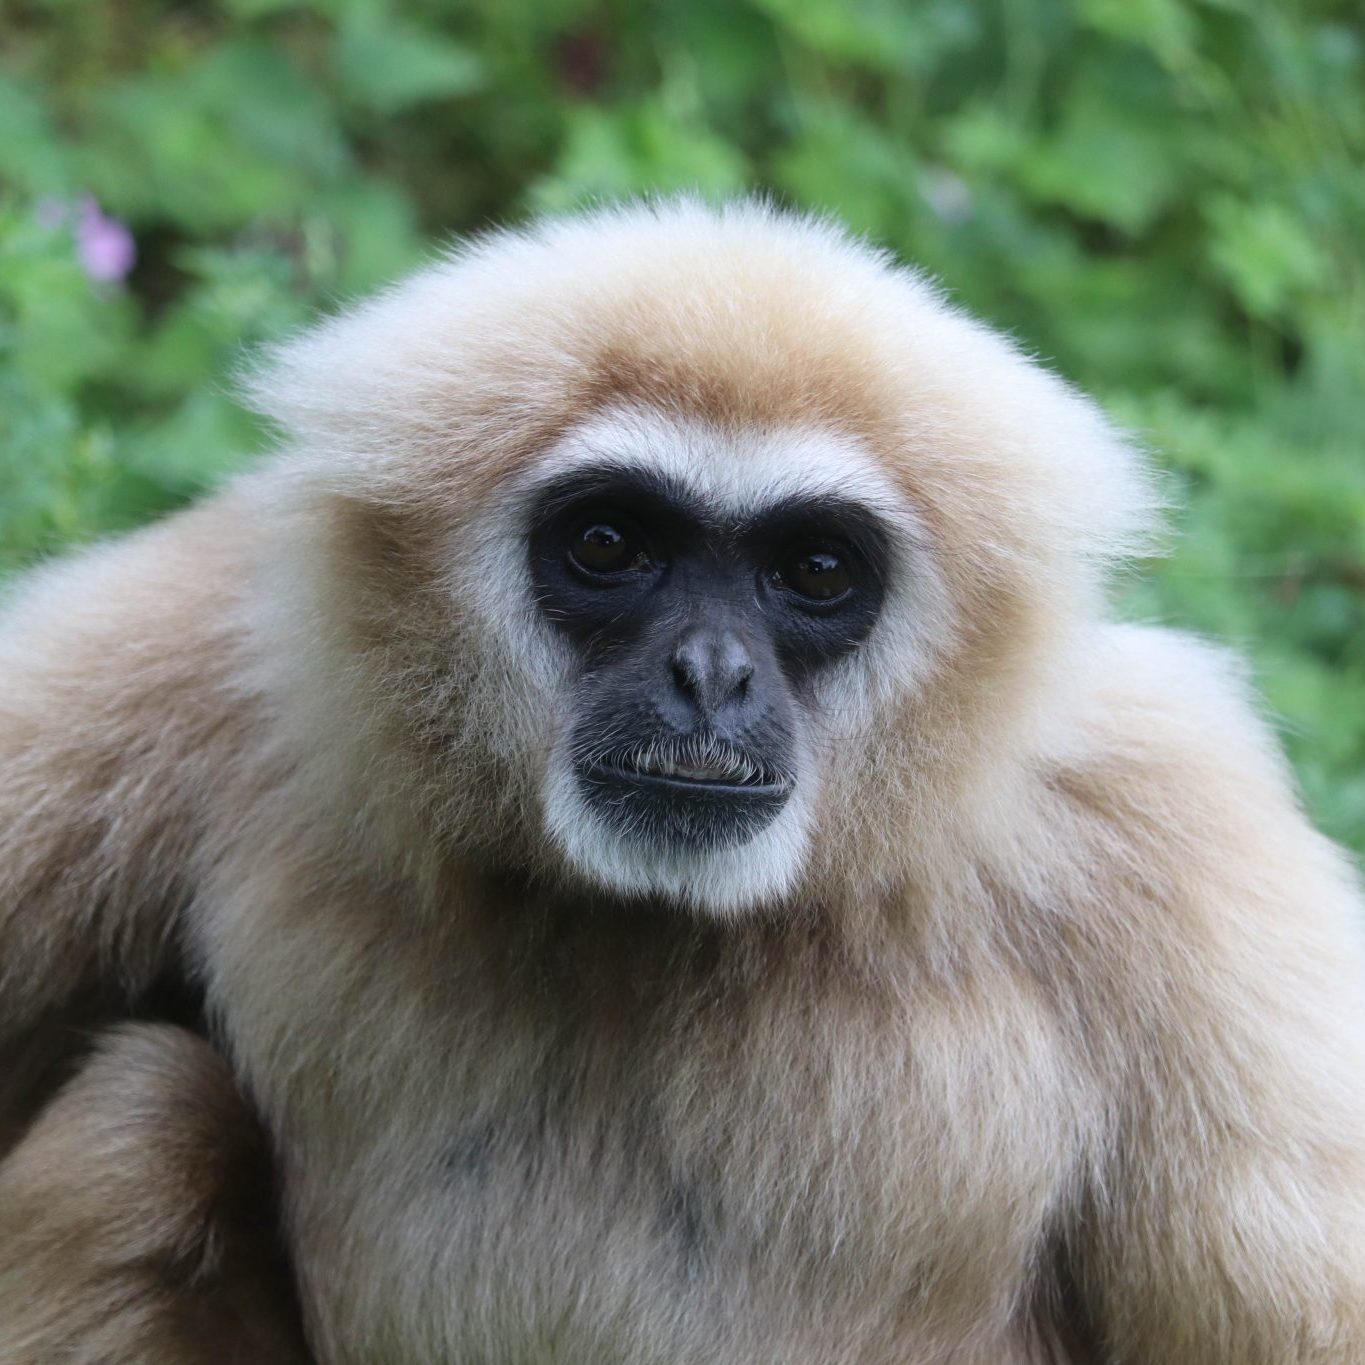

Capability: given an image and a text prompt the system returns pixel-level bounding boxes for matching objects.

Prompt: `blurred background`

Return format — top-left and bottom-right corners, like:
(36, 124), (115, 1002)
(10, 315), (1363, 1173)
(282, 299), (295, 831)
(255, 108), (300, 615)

(1, 0), (1362, 853)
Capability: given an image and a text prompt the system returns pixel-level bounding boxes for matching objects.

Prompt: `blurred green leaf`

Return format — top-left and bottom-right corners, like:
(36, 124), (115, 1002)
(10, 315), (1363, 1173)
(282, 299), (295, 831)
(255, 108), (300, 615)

(333, 16), (484, 113)
(1015, 83), (1184, 233)
(530, 103), (749, 209)
(1205, 194), (1332, 319)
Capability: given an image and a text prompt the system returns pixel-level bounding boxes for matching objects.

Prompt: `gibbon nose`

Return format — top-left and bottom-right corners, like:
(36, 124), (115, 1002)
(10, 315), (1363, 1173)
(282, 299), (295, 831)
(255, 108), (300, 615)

(669, 625), (755, 716)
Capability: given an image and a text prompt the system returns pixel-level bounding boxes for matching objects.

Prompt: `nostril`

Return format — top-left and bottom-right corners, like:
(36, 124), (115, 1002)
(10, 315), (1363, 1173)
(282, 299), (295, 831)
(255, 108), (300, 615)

(672, 654), (697, 700)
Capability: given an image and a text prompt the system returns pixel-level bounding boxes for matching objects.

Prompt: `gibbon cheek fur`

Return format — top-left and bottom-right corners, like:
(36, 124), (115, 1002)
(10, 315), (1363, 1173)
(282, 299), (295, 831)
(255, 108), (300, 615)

(2, 200), (1365, 1364)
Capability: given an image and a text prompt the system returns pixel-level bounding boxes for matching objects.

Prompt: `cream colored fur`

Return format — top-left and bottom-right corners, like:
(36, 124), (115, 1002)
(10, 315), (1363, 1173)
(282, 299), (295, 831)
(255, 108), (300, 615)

(0, 1024), (309, 1364)
(1, 199), (1363, 1363)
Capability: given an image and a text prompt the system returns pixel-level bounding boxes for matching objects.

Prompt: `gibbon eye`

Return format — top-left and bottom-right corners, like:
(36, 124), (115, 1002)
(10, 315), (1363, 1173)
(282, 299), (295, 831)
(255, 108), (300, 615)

(772, 544), (853, 601)
(569, 521), (647, 576)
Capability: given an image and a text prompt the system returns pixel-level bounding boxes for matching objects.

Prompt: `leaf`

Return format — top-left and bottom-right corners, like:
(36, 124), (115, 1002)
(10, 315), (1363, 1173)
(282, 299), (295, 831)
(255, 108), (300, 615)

(333, 17), (484, 113)
(1015, 84), (1185, 234)
(1204, 194), (1331, 320)
(753, 0), (976, 74)
(529, 104), (748, 211)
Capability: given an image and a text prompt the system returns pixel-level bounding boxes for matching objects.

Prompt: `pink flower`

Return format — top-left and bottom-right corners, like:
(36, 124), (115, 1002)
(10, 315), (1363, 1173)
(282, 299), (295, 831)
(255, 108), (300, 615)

(74, 196), (136, 283)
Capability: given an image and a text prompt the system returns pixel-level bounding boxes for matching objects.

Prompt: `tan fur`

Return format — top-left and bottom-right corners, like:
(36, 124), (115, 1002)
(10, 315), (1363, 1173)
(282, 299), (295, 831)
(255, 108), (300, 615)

(2, 199), (1364, 1362)
(0, 1023), (309, 1364)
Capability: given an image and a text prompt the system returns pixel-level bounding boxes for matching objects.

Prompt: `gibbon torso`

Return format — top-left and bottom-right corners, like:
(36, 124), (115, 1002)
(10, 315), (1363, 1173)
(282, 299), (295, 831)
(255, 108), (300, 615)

(204, 850), (1095, 1365)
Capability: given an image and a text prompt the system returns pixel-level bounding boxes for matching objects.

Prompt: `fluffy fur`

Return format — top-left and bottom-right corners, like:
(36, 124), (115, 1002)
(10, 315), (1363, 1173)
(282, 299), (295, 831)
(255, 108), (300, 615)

(0, 1024), (309, 1363)
(2, 199), (1364, 1363)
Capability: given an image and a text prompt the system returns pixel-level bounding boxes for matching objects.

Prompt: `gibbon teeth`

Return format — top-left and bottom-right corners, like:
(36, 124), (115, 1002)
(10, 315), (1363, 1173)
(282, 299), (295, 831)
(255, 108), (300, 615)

(630, 752), (755, 784)
(660, 760), (725, 781)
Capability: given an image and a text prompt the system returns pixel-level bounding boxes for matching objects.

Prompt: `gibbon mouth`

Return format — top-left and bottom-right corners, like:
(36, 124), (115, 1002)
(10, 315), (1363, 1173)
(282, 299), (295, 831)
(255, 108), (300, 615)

(590, 747), (791, 797)
(574, 740), (794, 852)
(592, 760), (791, 798)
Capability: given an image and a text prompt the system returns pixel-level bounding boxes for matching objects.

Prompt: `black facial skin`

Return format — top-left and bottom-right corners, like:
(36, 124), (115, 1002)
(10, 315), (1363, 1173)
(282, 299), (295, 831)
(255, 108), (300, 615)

(527, 465), (890, 855)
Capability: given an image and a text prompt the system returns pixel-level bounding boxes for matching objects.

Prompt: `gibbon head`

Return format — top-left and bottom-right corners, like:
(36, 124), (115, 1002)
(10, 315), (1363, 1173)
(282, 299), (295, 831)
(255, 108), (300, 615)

(247, 200), (1156, 917)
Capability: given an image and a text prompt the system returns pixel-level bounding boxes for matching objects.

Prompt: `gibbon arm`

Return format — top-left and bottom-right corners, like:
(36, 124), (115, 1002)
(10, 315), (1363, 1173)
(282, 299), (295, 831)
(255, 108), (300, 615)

(0, 1023), (312, 1364)
(1068, 634), (1365, 1362)
(0, 502), (254, 1135)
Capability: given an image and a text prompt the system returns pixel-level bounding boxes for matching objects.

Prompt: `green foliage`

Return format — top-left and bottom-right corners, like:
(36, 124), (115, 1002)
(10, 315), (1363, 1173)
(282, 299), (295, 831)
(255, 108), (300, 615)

(1, 0), (1362, 852)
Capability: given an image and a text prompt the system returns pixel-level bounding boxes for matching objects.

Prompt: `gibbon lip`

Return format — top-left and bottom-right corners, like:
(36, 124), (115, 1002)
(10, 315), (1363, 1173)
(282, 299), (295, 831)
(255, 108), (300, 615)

(589, 754), (790, 797)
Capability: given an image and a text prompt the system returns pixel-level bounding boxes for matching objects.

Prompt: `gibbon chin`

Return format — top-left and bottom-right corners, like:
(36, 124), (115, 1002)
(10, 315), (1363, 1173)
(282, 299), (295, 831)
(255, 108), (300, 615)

(2, 199), (1364, 1365)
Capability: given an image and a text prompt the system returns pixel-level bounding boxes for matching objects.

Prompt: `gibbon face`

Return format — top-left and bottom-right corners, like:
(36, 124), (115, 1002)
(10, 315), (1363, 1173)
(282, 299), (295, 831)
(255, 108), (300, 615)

(249, 201), (1155, 916)
(520, 411), (911, 911)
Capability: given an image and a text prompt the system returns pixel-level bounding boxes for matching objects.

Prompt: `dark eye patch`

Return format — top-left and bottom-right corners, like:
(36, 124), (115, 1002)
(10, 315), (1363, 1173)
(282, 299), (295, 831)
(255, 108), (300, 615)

(741, 498), (890, 600)
(526, 467), (891, 678)
(525, 469), (702, 654)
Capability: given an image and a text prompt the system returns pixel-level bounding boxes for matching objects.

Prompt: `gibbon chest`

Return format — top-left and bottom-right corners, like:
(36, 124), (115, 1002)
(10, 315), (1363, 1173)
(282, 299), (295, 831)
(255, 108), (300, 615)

(259, 936), (1086, 1365)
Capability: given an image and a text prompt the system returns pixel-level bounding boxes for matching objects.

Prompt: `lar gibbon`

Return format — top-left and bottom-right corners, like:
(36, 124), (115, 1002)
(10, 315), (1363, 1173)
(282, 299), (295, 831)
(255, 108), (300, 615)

(1, 200), (1364, 1364)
